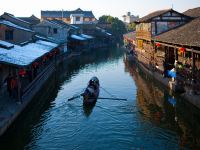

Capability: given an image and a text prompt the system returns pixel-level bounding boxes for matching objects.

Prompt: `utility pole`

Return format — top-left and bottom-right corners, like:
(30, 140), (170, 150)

(62, 9), (64, 21)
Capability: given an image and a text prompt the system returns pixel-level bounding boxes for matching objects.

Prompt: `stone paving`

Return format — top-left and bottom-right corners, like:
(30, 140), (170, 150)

(0, 85), (22, 135)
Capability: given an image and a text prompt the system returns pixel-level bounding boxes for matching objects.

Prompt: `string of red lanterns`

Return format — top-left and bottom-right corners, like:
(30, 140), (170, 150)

(32, 62), (39, 68)
(18, 49), (60, 78)
(179, 47), (185, 52)
(43, 56), (48, 63)
(155, 42), (161, 47)
(18, 68), (26, 77)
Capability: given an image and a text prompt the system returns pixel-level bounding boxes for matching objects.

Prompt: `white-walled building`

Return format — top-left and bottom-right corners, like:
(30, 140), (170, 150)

(122, 12), (139, 24)
(41, 8), (97, 25)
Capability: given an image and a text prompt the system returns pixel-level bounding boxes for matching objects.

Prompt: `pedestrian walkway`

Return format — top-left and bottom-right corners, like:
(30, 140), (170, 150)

(0, 61), (56, 136)
(0, 86), (22, 136)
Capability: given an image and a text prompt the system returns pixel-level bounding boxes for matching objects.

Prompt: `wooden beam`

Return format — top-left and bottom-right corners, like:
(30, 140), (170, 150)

(155, 42), (200, 54)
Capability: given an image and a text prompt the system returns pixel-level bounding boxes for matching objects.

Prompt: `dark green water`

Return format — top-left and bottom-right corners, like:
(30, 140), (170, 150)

(0, 48), (200, 150)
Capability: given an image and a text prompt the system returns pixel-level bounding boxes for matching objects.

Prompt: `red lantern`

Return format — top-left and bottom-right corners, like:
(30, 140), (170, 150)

(19, 68), (26, 77)
(43, 56), (47, 62)
(49, 52), (53, 57)
(32, 62), (39, 68)
(179, 47), (185, 52)
(54, 49), (60, 55)
(156, 42), (161, 47)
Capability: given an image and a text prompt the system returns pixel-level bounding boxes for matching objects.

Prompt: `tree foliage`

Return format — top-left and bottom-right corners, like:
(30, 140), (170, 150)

(99, 15), (127, 42)
(127, 22), (136, 31)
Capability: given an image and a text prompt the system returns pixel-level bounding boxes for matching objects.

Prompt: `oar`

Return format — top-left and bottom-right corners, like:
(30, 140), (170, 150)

(98, 97), (127, 101)
(68, 93), (84, 101)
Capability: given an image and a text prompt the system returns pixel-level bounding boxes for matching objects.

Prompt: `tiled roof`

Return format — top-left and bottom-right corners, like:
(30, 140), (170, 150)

(154, 18), (200, 47)
(49, 19), (79, 29)
(0, 40), (58, 67)
(0, 19), (34, 32)
(19, 15), (40, 25)
(41, 8), (95, 18)
(2, 12), (31, 24)
(137, 9), (172, 22)
(183, 7), (200, 18)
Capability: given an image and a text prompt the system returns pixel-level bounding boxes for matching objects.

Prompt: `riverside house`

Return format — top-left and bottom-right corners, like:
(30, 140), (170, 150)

(0, 13), (69, 136)
(0, 13), (68, 100)
(1, 12), (32, 29)
(0, 18), (35, 44)
(153, 7), (200, 94)
(41, 8), (98, 36)
(33, 19), (69, 55)
(135, 8), (191, 72)
(0, 39), (60, 136)
(129, 7), (200, 108)
(0, 39), (59, 100)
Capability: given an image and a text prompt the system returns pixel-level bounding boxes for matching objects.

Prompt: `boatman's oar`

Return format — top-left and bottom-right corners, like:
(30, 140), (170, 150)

(98, 97), (127, 101)
(68, 94), (83, 101)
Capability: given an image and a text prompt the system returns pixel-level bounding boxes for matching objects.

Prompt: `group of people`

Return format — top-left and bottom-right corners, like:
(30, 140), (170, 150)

(4, 73), (20, 100)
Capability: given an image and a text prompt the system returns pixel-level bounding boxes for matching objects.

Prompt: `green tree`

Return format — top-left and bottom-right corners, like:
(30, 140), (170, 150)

(127, 22), (136, 31)
(98, 15), (108, 23)
(98, 15), (127, 42)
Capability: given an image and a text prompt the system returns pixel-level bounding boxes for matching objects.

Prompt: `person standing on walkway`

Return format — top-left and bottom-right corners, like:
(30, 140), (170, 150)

(10, 76), (17, 100)
(4, 73), (12, 97)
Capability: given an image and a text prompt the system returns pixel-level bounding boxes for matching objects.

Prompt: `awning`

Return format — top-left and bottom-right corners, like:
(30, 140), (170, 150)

(71, 34), (87, 41)
(80, 34), (94, 39)
(106, 32), (112, 36)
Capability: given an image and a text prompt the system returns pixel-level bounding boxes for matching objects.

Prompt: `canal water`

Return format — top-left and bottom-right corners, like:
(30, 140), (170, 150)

(0, 48), (200, 150)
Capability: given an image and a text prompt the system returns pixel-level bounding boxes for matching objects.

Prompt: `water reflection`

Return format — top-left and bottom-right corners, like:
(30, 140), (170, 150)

(1, 48), (200, 150)
(82, 102), (96, 117)
(124, 56), (200, 149)
(0, 75), (58, 150)
(124, 58), (165, 124)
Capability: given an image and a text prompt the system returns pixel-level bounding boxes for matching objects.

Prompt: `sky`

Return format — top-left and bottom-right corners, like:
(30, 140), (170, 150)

(0, 0), (200, 20)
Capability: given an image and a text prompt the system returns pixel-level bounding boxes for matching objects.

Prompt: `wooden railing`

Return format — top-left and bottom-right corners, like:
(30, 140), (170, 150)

(136, 31), (151, 40)
(22, 61), (55, 99)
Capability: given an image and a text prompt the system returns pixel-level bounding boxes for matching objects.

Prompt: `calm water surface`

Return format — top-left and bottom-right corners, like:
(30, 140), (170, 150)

(1, 48), (200, 150)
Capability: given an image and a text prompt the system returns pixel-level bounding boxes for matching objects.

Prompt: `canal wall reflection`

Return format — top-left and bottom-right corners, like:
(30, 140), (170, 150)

(124, 56), (200, 149)
(0, 73), (58, 150)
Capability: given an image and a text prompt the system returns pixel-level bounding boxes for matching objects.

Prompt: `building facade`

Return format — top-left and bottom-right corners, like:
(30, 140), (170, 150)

(41, 8), (97, 24)
(130, 7), (200, 94)
(0, 19), (35, 44)
(1, 12), (32, 29)
(135, 9), (191, 71)
(122, 12), (139, 24)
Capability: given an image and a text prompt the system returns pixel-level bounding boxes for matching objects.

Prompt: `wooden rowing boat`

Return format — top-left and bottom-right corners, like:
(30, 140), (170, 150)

(82, 77), (100, 105)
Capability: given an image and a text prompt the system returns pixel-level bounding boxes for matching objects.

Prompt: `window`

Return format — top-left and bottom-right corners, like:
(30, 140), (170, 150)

(5, 30), (13, 40)
(53, 28), (57, 34)
(76, 17), (80, 21)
